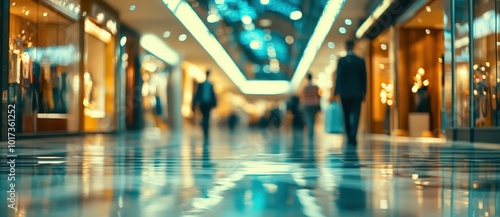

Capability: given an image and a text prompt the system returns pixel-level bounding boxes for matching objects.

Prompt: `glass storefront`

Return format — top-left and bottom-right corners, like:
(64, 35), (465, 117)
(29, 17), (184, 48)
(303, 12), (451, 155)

(444, 0), (500, 142)
(8, 0), (81, 133)
(81, 0), (118, 133)
(369, 29), (393, 135)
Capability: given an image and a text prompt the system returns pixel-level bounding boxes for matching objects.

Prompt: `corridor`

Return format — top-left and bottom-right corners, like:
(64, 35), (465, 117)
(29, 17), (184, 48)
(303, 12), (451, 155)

(1, 129), (498, 217)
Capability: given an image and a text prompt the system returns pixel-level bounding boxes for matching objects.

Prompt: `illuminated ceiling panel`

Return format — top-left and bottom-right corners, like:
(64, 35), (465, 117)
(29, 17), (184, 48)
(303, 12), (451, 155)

(162, 0), (346, 95)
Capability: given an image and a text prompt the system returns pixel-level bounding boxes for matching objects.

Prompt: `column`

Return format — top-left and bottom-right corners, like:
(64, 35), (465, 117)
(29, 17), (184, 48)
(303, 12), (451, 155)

(168, 64), (183, 133)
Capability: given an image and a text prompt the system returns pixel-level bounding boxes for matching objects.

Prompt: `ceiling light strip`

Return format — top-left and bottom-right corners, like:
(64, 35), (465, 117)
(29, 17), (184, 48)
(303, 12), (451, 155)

(355, 0), (395, 39)
(290, 0), (347, 90)
(162, 0), (248, 87)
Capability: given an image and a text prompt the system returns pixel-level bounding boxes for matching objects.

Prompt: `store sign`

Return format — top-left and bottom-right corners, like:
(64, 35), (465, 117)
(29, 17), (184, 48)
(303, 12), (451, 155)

(42, 0), (81, 20)
(25, 45), (78, 65)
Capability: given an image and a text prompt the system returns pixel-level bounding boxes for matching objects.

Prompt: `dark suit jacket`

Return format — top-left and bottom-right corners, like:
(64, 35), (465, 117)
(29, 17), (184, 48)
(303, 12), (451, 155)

(334, 53), (367, 99)
(192, 81), (217, 109)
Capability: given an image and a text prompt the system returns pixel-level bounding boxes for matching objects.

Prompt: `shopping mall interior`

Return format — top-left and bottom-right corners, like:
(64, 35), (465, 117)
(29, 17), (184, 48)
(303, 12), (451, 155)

(0, 0), (500, 216)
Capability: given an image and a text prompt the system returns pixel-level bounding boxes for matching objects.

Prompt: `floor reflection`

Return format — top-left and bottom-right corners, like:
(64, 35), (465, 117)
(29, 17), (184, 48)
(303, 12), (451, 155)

(0, 129), (500, 217)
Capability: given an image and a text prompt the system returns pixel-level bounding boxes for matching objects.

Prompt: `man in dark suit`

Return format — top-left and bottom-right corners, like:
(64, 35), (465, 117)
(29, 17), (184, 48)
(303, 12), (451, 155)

(192, 70), (217, 141)
(333, 40), (367, 145)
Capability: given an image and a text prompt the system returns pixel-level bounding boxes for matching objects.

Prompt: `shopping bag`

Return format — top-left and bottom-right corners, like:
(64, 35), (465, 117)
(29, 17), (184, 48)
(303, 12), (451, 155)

(324, 102), (344, 134)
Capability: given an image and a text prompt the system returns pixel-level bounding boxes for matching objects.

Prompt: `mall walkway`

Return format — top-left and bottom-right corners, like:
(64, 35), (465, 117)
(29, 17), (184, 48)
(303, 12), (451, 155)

(0, 128), (499, 217)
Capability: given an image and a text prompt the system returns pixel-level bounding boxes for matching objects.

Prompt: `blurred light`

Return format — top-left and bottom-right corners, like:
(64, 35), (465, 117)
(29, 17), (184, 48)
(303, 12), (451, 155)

(381, 43), (387, 50)
(482, 75), (486, 79)
(207, 14), (220, 23)
(345, 18), (352, 26)
(474, 64), (479, 70)
(120, 36), (127, 46)
(260, 0), (270, 5)
(24, 10), (30, 16)
(122, 53), (129, 61)
(412, 86), (419, 93)
(97, 13), (104, 22)
(379, 64), (385, 69)
(418, 18), (423, 23)
(340, 51), (346, 57)
(474, 90), (478, 95)
(418, 68), (425, 75)
(328, 41), (335, 49)
(129, 5), (136, 11)
(250, 40), (262, 49)
(423, 79), (429, 86)
(438, 58), (443, 63)
(486, 62), (490, 67)
(285, 35), (294, 44)
(178, 34), (187, 41)
(163, 31), (171, 38)
(380, 199), (388, 209)
(242, 15), (253, 25)
(43, 12), (48, 17)
(290, 11), (302, 20)
(12, 2), (16, 6)
(425, 29), (431, 34)
(329, 54), (337, 60)
(339, 27), (347, 34)
(259, 19), (272, 27)
(426, 6), (431, 12)
(140, 34), (180, 66)
(356, 0), (392, 38)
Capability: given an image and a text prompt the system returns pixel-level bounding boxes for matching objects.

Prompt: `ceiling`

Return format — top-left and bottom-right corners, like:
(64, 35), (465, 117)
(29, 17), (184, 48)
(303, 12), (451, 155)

(104, 0), (372, 98)
(403, 0), (444, 29)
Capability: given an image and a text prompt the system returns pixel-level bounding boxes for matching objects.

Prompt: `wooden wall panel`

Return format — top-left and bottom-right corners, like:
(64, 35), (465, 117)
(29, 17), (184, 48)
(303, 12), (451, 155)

(398, 28), (444, 135)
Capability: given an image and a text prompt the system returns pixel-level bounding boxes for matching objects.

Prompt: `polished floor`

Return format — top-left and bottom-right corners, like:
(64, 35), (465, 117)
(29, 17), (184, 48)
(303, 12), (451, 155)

(0, 127), (499, 217)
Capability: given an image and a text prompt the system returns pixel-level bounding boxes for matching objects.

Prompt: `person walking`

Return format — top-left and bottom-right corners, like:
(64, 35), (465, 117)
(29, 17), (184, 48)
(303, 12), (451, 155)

(333, 40), (367, 145)
(301, 73), (321, 140)
(192, 70), (217, 141)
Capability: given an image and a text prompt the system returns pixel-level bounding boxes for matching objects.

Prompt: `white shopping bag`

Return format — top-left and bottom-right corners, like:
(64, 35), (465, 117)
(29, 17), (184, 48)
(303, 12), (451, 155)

(324, 101), (344, 134)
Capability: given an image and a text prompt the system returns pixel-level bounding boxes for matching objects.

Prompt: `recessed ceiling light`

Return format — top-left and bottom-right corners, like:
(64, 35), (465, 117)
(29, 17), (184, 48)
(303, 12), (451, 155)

(425, 29), (431, 34)
(381, 44), (387, 50)
(259, 19), (272, 27)
(163, 31), (171, 38)
(339, 27), (347, 34)
(345, 19), (352, 26)
(12, 2), (16, 6)
(327, 42), (335, 49)
(290, 11), (302, 20)
(330, 54), (337, 60)
(178, 34), (187, 41)
(129, 5), (136, 11)
(43, 12), (48, 17)
(260, 0), (270, 5)
(285, 35), (294, 44)
(340, 51), (347, 57)
(426, 6), (431, 12)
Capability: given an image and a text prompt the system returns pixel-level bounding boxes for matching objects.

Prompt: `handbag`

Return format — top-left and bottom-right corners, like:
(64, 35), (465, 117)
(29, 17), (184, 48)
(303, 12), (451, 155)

(324, 101), (344, 134)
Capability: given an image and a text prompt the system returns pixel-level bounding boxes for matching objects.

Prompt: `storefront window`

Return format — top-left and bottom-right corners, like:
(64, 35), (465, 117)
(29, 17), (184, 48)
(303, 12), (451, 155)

(472, 0), (497, 127)
(370, 30), (392, 134)
(82, 2), (118, 132)
(454, 0), (471, 128)
(8, 0), (81, 133)
(443, 0), (453, 129)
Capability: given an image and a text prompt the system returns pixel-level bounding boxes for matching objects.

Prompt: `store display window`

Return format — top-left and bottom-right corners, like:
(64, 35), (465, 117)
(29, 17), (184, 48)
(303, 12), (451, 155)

(8, 0), (81, 133)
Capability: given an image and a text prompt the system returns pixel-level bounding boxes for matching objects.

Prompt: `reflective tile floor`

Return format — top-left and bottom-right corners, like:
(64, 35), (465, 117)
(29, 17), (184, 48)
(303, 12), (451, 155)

(1, 128), (499, 217)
